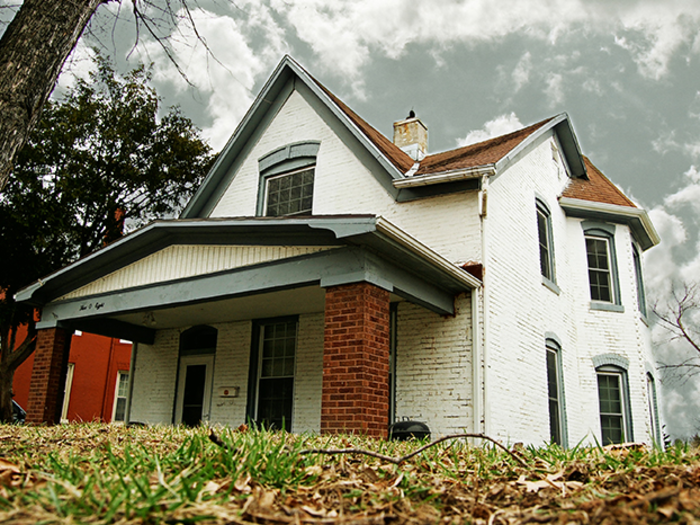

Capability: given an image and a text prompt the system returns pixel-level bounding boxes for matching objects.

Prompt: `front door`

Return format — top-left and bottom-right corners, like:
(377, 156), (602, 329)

(175, 355), (214, 426)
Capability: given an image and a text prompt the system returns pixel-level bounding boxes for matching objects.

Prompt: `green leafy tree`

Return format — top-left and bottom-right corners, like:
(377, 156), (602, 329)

(0, 54), (214, 422)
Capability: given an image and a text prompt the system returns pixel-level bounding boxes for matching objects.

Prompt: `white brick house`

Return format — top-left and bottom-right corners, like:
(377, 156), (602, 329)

(18, 56), (660, 446)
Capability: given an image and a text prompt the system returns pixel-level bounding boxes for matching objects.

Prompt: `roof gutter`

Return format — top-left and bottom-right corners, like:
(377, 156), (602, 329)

(374, 217), (482, 290)
(392, 165), (495, 188)
(559, 197), (660, 250)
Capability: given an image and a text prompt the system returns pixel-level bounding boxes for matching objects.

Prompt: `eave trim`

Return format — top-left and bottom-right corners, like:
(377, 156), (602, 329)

(393, 166), (495, 188)
(559, 197), (660, 250)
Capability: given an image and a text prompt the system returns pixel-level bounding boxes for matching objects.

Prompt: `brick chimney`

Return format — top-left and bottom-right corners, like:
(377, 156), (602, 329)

(393, 111), (427, 161)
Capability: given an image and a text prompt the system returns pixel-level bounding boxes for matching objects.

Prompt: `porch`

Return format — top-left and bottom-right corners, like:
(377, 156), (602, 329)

(17, 216), (480, 436)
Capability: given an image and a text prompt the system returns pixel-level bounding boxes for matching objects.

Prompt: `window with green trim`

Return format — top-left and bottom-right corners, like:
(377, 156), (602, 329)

(253, 319), (297, 430)
(586, 236), (613, 302)
(596, 365), (631, 445)
(633, 244), (647, 316)
(646, 373), (660, 444)
(546, 341), (564, 445)
(257, 141), (319, 217)
(582, 222), (622, 309)
(537, 201), (555, 283)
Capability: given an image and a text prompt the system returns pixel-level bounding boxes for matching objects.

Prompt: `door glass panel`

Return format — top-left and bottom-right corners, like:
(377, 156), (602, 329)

(182, 364), (206, 427)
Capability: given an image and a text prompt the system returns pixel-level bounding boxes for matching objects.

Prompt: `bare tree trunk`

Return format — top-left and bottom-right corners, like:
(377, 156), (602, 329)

(0, 0), (106, 191)
(0, 366), (16, 422)
(0, 319), (37, 423)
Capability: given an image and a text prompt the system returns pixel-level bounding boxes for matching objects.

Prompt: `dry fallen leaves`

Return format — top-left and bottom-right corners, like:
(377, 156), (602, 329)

(2, 424), (700, 525)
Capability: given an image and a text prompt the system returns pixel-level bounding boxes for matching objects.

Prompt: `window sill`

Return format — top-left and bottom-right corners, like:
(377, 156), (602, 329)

(639, 312), (649, 326)
(590, 302), (624, 313)
(542, 277), (560, 295)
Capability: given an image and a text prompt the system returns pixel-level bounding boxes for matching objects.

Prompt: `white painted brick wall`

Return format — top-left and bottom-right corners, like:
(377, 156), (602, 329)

(395, 293), (473, 436)
(293, 313), (325, 433)
(208, 321), (252, 426)
(129, 329), (179, 424)
(484, 133), (658, 446)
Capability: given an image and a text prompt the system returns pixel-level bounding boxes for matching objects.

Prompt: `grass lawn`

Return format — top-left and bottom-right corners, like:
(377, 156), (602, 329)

(1, 424), (699, 524)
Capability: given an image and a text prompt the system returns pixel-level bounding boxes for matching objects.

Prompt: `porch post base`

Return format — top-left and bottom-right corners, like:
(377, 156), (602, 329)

(26, 327), (71, 424)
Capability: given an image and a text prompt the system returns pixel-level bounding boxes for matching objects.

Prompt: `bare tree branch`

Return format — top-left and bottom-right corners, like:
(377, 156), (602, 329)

(299, 433), (529, 468)
(653, 282), (700, 354)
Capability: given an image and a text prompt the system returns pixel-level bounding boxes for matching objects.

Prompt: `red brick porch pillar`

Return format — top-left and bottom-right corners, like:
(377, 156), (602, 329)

(27, 327), (72, 424)
(321, 282), (390, 438)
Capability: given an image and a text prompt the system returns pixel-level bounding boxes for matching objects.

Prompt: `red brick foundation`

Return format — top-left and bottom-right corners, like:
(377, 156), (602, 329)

(321, 282), (390, 438)
(27, 327), (71, 424)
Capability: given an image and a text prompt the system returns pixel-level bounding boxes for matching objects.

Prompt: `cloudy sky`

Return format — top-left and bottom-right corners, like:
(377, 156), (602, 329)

(4, 0), (700, 438)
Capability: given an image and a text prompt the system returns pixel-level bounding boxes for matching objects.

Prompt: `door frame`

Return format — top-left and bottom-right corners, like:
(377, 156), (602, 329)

(174, 355), (215, 425)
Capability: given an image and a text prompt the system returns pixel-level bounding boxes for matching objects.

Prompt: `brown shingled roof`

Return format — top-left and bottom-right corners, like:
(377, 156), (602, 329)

(414, 117), (555, 175)
(310, 76), (416, 173)
(305, 62), (558, 177)
(561, 156), (636, 208)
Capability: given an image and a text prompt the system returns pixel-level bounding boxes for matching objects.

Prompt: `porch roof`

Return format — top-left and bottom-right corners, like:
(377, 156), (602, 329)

(17, 216), (480, 344)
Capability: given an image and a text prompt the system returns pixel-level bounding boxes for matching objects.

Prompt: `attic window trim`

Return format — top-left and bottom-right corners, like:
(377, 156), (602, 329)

(258, 141), (321, 176)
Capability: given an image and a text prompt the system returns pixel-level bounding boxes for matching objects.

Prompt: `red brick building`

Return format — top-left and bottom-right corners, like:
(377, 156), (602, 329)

(12, 330), (131, 423)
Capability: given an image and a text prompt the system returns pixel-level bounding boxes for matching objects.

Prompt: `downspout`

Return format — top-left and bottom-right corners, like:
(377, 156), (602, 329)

(471, 286), (482, 435)
(479, 174), (490, 436)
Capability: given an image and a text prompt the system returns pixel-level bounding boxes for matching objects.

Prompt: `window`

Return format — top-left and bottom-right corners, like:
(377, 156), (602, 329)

(112, 371), (129, 423)
(249, 319), (297, 430)
(586, 237), (613, 302)
(582, 222), (622, 311)
(257, 141), (320, 216)
(647, 373), (660, 444)
(594, 359), (633, 445)
(264, 167), (314, 216)
(633, 244), (647, 316)
(536, 200), (555, 284)
(597, 371), (624, 444)
(546, 341), (565, 446)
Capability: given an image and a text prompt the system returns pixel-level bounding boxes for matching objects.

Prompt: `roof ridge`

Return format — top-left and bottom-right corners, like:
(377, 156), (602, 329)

(414, 116), (557, 175)
(434, 116), (557, 159)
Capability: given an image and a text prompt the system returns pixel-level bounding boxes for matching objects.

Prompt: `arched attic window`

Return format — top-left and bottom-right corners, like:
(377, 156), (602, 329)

(257, 141), (320, 217)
